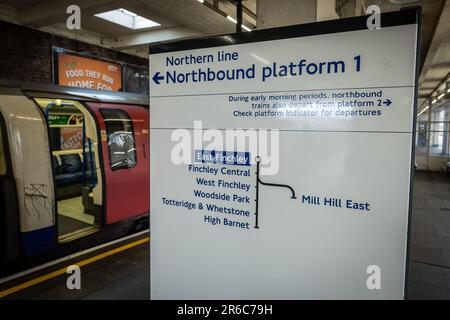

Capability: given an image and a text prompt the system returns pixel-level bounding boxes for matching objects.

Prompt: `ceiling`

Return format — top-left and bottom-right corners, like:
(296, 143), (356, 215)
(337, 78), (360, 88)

(0, 0), (448, 107)
(415, 0), (450, 109)
(0, 0), (256, 37)
(365, 0), (449, 109)
(0, 0), (258, 55)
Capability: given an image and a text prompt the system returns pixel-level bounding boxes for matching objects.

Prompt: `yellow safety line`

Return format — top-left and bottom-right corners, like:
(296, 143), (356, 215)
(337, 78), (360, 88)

(0, 237), (150, 298)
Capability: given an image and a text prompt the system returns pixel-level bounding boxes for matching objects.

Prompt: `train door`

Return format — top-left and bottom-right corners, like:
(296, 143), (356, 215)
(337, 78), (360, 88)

(0, 94), (56, 257)
(34, 98), (103, 242)
(86, 103), (149, 224)
(0, 112), (20, 261)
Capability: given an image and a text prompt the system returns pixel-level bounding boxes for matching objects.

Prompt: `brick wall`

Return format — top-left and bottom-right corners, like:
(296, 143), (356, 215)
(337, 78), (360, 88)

(0, 20), (148, 84)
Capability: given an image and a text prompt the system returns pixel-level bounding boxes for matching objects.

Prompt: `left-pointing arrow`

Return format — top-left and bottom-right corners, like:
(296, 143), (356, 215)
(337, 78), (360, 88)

(152, 72), (164, 85)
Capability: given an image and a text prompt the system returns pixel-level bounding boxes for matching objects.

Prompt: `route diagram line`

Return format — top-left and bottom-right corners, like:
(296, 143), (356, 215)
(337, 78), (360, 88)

(254, 156), (297, 229)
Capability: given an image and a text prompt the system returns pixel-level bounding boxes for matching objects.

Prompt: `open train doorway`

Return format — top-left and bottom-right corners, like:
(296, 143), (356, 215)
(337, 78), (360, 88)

(34, 98), (103, 243)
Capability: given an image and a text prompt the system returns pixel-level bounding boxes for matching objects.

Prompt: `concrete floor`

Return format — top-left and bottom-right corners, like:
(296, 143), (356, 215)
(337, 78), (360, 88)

(2, 236), (149, 300)
(407, 170), (450, 299)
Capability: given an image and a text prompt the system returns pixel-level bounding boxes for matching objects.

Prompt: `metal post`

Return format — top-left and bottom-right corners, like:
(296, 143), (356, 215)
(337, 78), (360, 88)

(88, 138), (95, 185)
(82, 117), (86, 185)
(236, 0), (243, 33)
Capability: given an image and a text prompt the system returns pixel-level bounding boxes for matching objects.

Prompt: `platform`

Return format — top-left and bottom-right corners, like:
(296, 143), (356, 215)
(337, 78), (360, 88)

(408, 171), (450, 299)
(0, 231), (149, 300)
(1, 171), (450, 299)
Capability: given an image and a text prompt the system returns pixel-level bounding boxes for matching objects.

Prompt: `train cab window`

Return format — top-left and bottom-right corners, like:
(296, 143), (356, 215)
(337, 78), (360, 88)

(100, 109), (137, 171)
(0, 124), (6, 175)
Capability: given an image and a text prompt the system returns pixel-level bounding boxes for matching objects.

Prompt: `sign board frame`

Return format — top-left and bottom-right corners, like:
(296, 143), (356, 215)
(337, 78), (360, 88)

(149, 8), (421, 299)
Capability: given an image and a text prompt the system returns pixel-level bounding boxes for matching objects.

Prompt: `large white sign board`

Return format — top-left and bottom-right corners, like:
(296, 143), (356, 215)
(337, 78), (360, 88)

(150, 9), (420, 299)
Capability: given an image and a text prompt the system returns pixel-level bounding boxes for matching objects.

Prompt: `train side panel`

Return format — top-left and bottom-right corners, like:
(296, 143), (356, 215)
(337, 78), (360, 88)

(0, 95), (56, 256)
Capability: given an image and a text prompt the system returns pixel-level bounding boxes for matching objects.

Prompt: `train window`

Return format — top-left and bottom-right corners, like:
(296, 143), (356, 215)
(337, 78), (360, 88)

(0, 124), (6, 175)
(100, 109), (137, 171)
(49, 127), (83, 151)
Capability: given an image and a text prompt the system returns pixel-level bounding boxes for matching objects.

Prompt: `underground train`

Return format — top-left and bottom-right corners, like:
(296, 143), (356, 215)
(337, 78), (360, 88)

(0, 81), (149, 275)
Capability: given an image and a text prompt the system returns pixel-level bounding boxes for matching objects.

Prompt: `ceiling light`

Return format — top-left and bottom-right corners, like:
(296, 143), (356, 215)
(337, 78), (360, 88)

(226, 16), (252, 32)
(227, 16), (237, 24)
(438, 93), (445, 100)
(432, 99), (437, 104)
(95, 8), (160, 30)
(197, 0), (204, 3)
(390, 0), (418, 3)
(418, 105), (429, 117)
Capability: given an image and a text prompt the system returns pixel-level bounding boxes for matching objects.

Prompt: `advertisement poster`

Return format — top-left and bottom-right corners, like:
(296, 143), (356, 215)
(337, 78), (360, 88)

(60, 127), (82, 150)
(57, 53), (122, 91)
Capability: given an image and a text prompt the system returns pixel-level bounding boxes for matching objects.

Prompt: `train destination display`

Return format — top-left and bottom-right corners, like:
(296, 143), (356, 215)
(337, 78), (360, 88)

(150, 9), (420, 299)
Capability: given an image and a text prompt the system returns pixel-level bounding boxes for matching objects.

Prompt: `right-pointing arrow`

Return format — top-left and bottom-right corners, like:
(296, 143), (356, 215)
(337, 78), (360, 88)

(383, 99), (392, 107)
(152, 72), (164, 85)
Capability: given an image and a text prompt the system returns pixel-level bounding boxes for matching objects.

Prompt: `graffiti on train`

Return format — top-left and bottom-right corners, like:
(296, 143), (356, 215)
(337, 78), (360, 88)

(24, 183), (51, 219)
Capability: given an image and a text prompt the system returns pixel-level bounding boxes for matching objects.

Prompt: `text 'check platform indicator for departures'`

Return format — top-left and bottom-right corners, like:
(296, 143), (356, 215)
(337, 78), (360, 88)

(150, 9), (421, 299)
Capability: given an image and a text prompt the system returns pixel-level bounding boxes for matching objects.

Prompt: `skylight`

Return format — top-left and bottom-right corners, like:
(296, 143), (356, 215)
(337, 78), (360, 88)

(95, 8), (160, 30)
